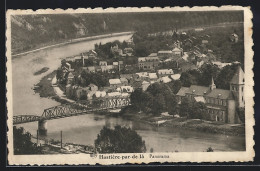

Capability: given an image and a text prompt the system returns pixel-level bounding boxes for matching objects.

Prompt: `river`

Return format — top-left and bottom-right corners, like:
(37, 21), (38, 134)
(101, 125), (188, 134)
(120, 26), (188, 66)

(12, 33), (245, 152)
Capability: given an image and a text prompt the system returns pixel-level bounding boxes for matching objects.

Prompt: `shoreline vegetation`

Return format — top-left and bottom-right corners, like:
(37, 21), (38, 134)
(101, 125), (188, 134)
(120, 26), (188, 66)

(34, 71), (245, 137)
(120, 111), (245, 137)
(12, 31), (133, 57)
(33, 67), (49, 75)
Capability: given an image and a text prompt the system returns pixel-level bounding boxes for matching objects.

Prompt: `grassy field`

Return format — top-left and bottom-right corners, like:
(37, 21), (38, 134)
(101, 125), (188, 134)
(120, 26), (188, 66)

(121, 111), (245, 137)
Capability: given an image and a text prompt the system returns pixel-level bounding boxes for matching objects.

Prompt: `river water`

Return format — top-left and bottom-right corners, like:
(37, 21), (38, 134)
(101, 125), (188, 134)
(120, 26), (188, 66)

(12, 34), (245, 152)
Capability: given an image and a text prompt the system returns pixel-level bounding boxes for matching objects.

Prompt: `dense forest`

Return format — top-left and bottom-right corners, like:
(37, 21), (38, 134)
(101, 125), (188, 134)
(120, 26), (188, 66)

(11, 11), (243, 54)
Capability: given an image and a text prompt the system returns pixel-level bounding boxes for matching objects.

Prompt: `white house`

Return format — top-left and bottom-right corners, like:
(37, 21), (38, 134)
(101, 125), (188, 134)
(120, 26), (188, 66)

(158, 69), (174, 77)
(109, 79), (122, 88)
(160, 76), (172, 83)
(170, 74), (181, 80)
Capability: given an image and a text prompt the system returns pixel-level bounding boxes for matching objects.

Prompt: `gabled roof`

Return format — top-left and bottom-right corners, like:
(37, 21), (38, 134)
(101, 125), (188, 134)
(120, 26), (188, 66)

(120, 74), (134, 79)
(186, 85), (210, 96)
(88, 83), (97, 88)
(68, 72), (74, 78)
(230, 66), (244, 85)
(158, 50), (173, 54)
(109, 79), (121, 85)
(205, 88), (234, 100)
(176, 87), (189, 96)
(161, 76), (172, 83)
(148, 73), (158, 79)
(172, 47), (182, 52)
(148, 53), (158, 57)
(120, 77), (128, 82)
(170, 74), (181, 80)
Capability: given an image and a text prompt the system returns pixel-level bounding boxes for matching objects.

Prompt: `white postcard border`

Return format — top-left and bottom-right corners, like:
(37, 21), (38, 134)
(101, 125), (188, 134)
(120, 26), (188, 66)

(6, 6), (255, 165)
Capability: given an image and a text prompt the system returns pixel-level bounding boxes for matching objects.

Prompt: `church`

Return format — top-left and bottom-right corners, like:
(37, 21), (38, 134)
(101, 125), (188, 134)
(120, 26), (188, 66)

(176, 66), (244, 124)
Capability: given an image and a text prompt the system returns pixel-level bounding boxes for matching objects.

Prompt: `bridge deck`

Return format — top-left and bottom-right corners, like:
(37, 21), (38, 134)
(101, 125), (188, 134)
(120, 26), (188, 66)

(13, 97), (131, 125)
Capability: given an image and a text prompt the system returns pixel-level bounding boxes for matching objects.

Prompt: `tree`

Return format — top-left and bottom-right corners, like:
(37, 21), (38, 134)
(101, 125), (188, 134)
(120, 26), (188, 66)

(130, 88), (144, 112)
(179, 97), (192, 117)
(95, 126), (146, 153)
(180, 72), (198, 87)
(56, 68), (63, 81)
(198, 63), (219, 87)
(190, 101), (207, 119)
(215, 64), (239, 90)
(13, 126), (42, 154)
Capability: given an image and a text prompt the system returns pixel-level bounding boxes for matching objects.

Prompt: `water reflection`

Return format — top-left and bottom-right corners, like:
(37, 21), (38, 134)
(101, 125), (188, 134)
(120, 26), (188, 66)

(19, 114), (245, 152)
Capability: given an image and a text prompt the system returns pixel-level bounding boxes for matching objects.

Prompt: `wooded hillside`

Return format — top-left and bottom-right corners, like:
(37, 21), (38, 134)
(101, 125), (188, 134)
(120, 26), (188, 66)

(11, 11), (243, 54)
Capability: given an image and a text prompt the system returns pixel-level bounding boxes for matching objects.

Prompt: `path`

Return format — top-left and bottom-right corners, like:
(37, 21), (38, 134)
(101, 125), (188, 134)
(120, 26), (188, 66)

(51, 77), (75, 103)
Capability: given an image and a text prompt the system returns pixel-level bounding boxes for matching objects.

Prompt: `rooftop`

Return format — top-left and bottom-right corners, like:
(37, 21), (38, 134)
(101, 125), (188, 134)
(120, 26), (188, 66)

(176, 87), (190, 96)
(206, 88), (234, 100)
(230, 66), (244, 85)
(109, 79), (121, 85)
(186, 85), (210, 96)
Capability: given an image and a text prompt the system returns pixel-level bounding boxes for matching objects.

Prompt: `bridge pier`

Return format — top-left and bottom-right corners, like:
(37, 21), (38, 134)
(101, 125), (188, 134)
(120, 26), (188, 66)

(38, 120), (47, 137)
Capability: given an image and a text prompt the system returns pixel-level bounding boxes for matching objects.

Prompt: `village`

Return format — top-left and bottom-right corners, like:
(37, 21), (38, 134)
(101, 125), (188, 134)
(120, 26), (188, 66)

(55, 27), (244, 125)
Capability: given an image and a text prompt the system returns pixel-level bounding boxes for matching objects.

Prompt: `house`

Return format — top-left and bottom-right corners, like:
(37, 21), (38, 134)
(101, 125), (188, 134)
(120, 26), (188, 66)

(86, 90), (97, 100)
(108, 92), (122, 97)
(160, 76), (172, 83)
(82, 66), (96, 73)
(113, 62), (119, 66)
(87, 50), (97, 59)
(101, 65), (114, 72)
(176, 87), (190, 103)
(136, 72), (149, 81)
(148, 53), (158, 57)
(94, 91), (106, 98)
(170, 74), (181, 80)
(172, 47), (183, 57)
(117, 86), (134, 93)
(67, 72), (74, 85)
(123, 48), (133, 56)
(157, 69), (174, 77)
(138, 57), (160, 70)
(88, 83), (98, 91)
(158, 51), (173, 59)
(120, 77), (128, 86)
(126, 37), (135, 46)
(142, 81), (150, 91)
(99, 61), (107, 66)
(176, 66), (245, 123)
(109, 79), (122, 88)
(202, 40), (209, 44)
(111, 44), (123, 55)
(148, 73), (158, 81)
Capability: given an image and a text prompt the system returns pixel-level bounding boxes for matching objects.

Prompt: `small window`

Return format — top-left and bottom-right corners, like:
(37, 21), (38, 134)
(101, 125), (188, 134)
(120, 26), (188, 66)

(242, 87), (244, 92)
(242, 96), (244, 102)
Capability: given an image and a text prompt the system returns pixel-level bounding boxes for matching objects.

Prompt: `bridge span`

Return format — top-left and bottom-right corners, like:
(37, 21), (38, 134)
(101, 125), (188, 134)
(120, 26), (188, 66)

(13, 97), (131, 136)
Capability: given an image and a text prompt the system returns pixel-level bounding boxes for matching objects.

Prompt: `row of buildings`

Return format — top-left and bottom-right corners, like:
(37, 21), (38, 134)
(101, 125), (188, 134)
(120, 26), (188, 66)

(176, 66), (244, 124)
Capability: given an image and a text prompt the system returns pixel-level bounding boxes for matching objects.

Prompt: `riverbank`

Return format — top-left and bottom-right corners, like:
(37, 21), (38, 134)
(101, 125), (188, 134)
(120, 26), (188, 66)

(34, 72), (245, 137)
(34, 71), (70, 104)
(120, 110), (245, 137)
(12, 31), (134, 58)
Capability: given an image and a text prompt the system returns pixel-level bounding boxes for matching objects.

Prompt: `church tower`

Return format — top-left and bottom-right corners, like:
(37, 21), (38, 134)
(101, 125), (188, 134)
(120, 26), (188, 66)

(230, 66), (245, 108)
(209, 77), (216, 91)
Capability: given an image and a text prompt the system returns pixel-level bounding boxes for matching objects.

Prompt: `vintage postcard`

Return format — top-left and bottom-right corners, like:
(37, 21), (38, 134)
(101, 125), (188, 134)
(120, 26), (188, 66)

(6, 6), (254, 165)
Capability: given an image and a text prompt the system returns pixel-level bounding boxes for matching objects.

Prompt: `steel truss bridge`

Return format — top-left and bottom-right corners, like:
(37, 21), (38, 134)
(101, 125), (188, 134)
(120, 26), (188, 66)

(13, 97), (131, 125)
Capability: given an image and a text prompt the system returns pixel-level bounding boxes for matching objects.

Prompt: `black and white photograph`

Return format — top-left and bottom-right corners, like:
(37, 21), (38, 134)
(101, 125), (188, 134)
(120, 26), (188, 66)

(6, 7), (254, 165)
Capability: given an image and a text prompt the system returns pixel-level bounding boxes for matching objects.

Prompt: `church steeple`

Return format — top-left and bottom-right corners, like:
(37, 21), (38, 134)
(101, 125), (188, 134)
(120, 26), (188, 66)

(230, 66), (245, 108)
(209, 77), (216, 90)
